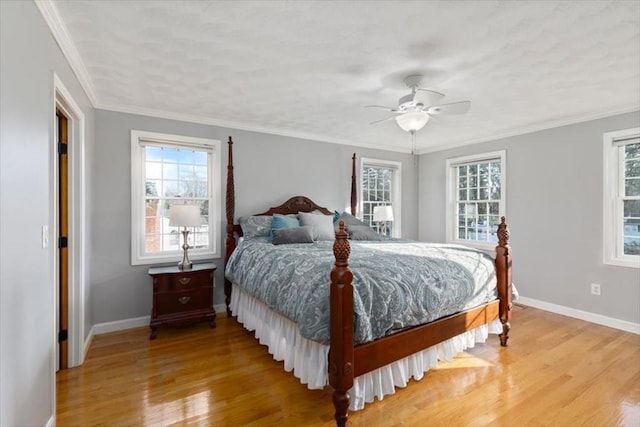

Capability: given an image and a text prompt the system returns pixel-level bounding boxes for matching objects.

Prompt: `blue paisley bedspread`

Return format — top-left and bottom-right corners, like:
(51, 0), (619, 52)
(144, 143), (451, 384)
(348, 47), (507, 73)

(225, 237), (501, 346)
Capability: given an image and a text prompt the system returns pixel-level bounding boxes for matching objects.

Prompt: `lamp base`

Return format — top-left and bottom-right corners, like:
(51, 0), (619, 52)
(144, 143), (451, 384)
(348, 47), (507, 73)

(179, 228), (193, 270)
(178, 261), (193, 271)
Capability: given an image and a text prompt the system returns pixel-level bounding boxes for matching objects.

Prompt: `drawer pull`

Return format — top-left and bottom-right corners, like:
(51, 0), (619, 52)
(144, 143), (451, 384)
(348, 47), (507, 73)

(178, 278), (191, 285)
(178, 296), (191, 305)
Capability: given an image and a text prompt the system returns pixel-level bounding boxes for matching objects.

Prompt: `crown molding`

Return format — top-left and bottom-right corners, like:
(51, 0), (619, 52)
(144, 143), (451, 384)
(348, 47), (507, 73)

(96, 102), (411, 154)
(418, 105), (640, 154)
(35, 0), (98, 107)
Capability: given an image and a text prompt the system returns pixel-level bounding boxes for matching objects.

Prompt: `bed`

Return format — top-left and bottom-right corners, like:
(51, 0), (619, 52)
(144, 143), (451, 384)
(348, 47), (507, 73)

(223, 137), (513, 426)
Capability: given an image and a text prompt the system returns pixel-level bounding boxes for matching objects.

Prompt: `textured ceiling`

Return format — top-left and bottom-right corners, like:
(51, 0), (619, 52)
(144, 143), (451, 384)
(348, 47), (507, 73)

(45, 0), (640, 153)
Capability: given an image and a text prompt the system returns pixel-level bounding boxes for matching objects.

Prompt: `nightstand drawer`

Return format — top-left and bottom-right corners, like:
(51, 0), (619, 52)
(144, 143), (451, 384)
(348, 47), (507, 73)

(148, 263), (216, 339)
(156, 288), (211, 316)
(153, 270), (212, 292)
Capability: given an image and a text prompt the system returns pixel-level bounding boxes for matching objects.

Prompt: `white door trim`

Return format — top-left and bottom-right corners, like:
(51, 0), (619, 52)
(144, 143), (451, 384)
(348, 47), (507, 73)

(51, 73), (87, 376)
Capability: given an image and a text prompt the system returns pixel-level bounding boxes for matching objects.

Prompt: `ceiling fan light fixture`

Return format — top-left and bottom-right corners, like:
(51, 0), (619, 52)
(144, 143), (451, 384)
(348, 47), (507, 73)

(395, 111), (429, 133)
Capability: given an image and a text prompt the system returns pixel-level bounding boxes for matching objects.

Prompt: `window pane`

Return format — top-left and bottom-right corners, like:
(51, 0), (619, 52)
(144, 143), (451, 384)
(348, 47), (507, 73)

(145, 146), (163, 162)
(626, 178), (640, 196)
(163, 180), (178, 197)
(458, 227), (467, 239)
(624, 200), (640, 218)
(179, 165), (195, 180)
(145, 162), (162, 180)
(163, 148), (179, 163)
(163, 163), (177, 180)
(624, 237), (640, 255)
(625, 143), (640, 161)
(178, 149), (194, 163)
(194, 151), (208, 165)
(146, 181), (160, 197)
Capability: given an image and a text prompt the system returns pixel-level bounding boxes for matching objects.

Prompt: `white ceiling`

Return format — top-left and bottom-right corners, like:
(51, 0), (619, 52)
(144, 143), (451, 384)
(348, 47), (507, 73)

(40, 0), (640, 153)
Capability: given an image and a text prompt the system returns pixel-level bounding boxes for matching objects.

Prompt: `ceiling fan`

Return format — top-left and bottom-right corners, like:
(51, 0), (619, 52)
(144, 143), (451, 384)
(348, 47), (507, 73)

(366, 74), (470, 133)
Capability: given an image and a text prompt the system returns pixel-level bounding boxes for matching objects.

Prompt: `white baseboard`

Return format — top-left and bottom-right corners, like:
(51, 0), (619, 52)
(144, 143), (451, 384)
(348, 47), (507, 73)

(93, 304), (227, 335)
(83, 326), (94, 360)
(46, 415), (55, 427)
(93, 316), (150, 335)
(517, 296), (640, 335)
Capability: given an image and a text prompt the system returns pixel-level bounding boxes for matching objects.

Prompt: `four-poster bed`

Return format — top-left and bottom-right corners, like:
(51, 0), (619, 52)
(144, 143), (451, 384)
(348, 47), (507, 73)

(223, 137), (513, 426)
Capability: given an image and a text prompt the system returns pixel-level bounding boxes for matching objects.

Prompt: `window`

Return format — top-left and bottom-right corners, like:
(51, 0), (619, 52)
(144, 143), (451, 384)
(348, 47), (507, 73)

(360, 158), (401, 237)
(446, 151), (506, 249)
(603, 128), (640, 268)
(131, 130), (221, 265)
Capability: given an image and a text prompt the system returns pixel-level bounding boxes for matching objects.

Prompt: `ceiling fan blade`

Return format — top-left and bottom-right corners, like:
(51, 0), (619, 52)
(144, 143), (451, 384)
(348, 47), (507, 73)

(370, 116), (398, 125)
(365, 105), (398, 112)
(427, 100), (470, 115)
(414, 89), (445, 107)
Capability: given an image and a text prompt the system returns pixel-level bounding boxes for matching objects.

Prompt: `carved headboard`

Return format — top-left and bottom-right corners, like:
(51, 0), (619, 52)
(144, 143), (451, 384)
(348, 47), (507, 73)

(253, 196), (333, 217)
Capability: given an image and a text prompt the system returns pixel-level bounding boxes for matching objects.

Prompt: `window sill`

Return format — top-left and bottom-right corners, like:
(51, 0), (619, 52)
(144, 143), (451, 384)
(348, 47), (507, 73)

(603, 257), (640, 269)
(132, 251), (220, 266)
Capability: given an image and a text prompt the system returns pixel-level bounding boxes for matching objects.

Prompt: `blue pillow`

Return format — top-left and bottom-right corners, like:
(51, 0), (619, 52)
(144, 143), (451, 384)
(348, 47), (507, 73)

(269, 214), (300, 242)
(333, 210), (341, 223)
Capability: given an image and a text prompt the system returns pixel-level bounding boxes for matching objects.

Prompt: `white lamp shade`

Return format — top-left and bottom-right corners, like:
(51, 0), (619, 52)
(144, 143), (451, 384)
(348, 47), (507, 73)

(373, 205), (394, 222)
(395, 112), (429, 133)
(169, 204), (202, 227)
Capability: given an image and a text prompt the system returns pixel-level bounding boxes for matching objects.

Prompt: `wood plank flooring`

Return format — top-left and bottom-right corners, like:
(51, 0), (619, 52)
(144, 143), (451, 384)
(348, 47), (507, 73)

(57, 305), (640, 426)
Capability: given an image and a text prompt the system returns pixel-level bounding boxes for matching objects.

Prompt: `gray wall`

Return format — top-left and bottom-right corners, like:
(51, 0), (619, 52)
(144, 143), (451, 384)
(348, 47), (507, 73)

(419, 111), (640, 324)
(0, 2), (95, 426)
(92, 110), (418, 324)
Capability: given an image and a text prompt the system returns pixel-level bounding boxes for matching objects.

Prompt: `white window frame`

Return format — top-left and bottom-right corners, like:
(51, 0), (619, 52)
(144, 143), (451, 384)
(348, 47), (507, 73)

(359, 158), (402, 237)
(131, 130), (222, 265)
(446, 150), (506, 250)
(603, 127), (640, 268)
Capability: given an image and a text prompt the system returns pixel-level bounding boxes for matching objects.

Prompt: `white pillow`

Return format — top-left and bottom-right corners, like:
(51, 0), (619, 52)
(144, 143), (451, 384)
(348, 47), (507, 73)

(298, 212), (335, 241)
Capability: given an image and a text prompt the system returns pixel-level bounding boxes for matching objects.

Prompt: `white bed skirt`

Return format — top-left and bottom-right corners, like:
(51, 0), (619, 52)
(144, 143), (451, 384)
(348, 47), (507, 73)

(230, 283), (503, 411)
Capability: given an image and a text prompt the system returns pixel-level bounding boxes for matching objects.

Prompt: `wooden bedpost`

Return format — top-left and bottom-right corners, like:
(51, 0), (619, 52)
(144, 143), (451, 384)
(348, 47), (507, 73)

(329, 221), (354, 427)
(495, 216), (512, 346)
(224, 136), (235, 317)
(350, 153), (357, 217)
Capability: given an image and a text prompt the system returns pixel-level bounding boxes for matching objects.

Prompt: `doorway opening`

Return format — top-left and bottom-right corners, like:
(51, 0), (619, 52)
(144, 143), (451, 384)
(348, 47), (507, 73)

(56, 109), (69, 370)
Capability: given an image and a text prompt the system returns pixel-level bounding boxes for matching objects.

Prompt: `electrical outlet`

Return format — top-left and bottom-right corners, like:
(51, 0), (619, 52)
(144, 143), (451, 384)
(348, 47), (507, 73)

(591, 283), (601, 296)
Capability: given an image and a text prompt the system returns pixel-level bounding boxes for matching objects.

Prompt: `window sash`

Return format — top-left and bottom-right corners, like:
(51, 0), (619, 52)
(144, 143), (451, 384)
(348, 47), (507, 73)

(603, 128), (640, 267)
(446, 151), (506, 249)
(131, 130), (221, 265)
(360, 158), (401, 237)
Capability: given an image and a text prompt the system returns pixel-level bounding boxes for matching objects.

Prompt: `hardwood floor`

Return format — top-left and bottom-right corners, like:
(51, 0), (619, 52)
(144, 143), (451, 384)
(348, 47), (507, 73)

(57, 305), (640, 427)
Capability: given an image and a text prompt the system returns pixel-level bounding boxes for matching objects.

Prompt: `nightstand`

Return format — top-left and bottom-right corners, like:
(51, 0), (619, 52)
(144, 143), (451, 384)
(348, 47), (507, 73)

(148, 262), (216, 339)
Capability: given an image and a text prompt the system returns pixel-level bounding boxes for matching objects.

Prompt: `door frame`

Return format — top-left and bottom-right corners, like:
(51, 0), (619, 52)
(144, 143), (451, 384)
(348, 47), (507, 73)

(50, 73), (87, 374)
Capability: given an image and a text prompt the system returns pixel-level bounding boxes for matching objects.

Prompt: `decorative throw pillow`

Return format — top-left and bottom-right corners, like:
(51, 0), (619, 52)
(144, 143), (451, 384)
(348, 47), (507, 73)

(333, 210), (341, 223)
(298, 211), (335, 241)
(334, 212), (369, 231)
(272, 226), (314, 245)
(239, 215), (273, 238)
(347, 225), (382, 241)
(269, 213), (300, 241)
